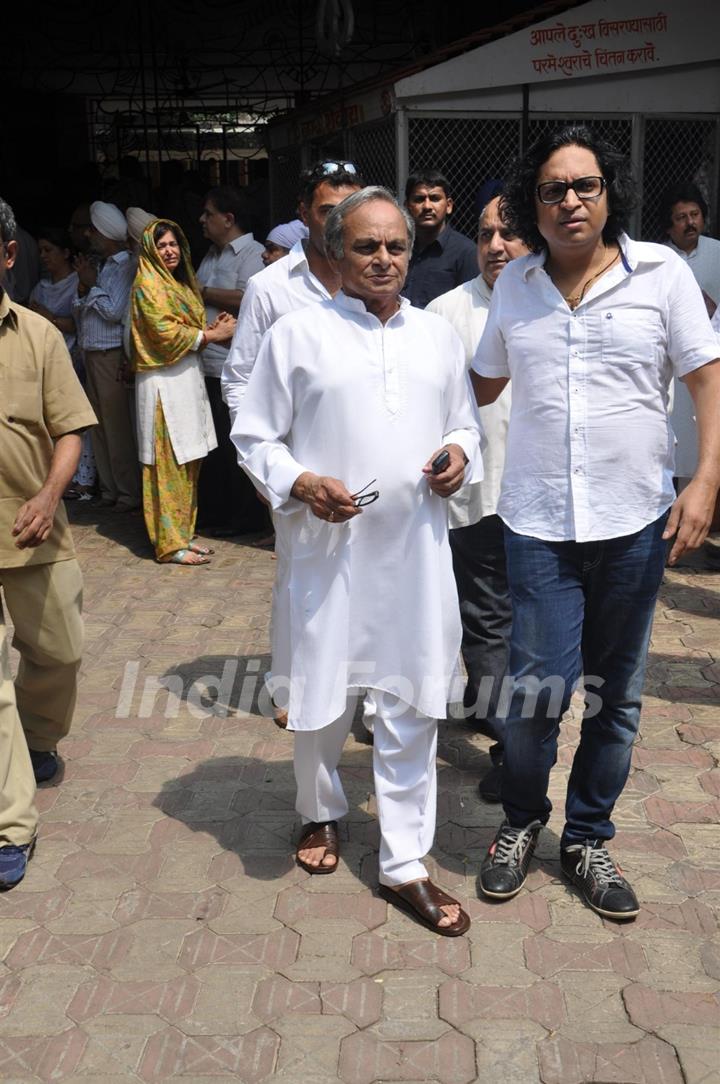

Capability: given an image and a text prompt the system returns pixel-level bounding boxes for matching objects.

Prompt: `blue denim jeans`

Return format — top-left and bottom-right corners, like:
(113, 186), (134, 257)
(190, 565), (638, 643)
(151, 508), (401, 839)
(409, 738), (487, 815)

(498, 513), (669, 846)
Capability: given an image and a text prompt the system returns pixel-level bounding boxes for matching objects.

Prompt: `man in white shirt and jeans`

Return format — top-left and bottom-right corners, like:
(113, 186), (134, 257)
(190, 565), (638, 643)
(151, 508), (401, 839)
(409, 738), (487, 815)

(427, 194), (528, 802)
(196, 186), (265, 536)
(472, 126), (720, 920)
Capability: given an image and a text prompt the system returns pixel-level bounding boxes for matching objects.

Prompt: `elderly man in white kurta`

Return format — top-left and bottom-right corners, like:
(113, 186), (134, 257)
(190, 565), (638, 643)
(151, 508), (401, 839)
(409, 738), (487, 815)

(231, 188), (482, 936)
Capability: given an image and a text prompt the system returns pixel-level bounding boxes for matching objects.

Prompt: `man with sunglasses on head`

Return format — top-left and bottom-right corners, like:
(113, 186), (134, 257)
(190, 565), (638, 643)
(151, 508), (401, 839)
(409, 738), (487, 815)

(231, 187), (481, 936)
(471, 126), (720, 921)
(221, 161), (363, 418)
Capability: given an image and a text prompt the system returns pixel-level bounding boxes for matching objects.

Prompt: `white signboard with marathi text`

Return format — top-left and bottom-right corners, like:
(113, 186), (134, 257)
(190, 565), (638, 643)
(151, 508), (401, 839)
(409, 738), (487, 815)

(530, 11), (667, 79)
(395, 0), (720, 99)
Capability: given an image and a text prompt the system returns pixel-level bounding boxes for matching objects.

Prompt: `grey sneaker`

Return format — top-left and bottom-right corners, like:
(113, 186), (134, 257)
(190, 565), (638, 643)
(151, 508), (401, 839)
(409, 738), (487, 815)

(479, 820), (543, 899)
(561, 840), (639, 920)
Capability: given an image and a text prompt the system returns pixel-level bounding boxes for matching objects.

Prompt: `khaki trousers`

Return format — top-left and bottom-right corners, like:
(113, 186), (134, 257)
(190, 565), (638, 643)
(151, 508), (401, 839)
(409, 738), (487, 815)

(84, 348), (140, 506)
(0, 599), (38, 846)
(0, 559), (84, 752)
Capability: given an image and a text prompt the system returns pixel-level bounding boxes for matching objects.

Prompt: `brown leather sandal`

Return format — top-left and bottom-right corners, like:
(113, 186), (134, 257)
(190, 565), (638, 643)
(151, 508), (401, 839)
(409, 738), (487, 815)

(296, 820), (339, 874)
(380, 879), (471, 936)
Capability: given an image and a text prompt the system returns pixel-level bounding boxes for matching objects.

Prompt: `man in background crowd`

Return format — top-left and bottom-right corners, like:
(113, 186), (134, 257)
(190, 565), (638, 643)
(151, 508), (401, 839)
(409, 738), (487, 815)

(196, 186), (265, 537)
(428, 193), (528, 802)
(403, 170), (478, 308)
(73, 201), (139, 512)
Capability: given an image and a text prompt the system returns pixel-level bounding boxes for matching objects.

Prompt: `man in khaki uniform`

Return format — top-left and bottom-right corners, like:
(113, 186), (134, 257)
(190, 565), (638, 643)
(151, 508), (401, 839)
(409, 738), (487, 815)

(0, 196), (96, 887)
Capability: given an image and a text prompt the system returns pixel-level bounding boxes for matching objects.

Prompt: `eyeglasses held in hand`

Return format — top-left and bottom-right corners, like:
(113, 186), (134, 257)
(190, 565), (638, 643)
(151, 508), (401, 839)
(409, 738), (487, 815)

(351, 478), (379, 508)
(536, 176), (606, 205)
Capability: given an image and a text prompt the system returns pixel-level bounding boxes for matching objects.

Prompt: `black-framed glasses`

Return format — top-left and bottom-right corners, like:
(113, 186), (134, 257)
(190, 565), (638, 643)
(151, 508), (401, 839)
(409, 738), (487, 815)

(536, 176), (606, 205)
(311, 160), (359, 178)
(351, 478), (379, 508)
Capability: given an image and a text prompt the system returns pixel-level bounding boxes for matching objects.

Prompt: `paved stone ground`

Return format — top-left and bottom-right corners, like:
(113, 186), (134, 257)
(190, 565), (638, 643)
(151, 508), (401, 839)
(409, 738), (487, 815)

(1, 503), (719, 1083)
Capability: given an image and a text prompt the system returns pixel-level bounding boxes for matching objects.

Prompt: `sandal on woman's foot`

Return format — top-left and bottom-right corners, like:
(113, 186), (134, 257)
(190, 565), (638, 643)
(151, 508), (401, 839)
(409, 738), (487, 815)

(187, 542), (214, 556)
(158, 549), (210, 566)
(296, 820), (339, 874)
(380, 879), (470, 936)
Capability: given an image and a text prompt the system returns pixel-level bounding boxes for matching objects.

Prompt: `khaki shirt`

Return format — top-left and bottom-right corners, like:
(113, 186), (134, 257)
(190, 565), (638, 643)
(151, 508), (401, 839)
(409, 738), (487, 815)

(0, 291), (97, 568)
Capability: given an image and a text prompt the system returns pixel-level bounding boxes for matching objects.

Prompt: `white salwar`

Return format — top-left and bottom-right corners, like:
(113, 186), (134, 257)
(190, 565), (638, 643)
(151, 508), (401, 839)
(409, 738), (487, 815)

(136, 348), (217, 466)
(231, 292), (482, 732)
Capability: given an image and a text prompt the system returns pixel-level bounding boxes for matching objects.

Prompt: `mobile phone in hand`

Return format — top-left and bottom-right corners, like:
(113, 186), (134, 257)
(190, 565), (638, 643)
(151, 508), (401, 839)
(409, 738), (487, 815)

(431, 449), (450, 474)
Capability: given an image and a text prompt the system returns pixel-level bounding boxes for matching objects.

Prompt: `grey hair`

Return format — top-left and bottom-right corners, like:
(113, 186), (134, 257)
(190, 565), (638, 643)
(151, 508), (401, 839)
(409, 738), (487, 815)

(324, 186), (415, 259)
(0, 196), (17, 245)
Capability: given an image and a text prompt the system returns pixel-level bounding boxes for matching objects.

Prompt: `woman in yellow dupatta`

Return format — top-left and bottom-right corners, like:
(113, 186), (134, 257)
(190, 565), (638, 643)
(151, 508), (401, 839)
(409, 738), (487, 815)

(131, 220), (236, 564)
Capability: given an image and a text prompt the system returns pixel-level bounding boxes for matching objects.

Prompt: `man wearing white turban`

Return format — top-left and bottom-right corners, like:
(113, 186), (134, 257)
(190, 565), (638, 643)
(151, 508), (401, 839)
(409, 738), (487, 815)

(73, 201), (140, 511)
(126, 207), (156, 250)
(262, 220), (309, 266)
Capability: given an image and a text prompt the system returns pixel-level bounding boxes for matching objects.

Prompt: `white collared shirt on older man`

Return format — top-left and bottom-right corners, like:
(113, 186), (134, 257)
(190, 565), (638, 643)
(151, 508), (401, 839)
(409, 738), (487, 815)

(221, 239), (332, 420)
(427, 274), (509, 529)
(196, 232), (264, 379)
(473, 234), (719, 543)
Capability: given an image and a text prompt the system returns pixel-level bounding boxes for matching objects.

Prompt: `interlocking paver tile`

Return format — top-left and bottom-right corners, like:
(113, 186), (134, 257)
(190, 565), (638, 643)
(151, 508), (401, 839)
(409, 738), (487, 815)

(177, 926), (300, 970)
(623, 984), (720, 1028)
(0, 1029), (88, 1081)
(439, 976), (565, 1030)
(272, 1015), (357, 1081)
(338, 1029), (476, 1084)
(351, 931), (471, 976)
(524, 933), (647, 979)
(251, 974), (321, 1019)
(321, 977), (384, 1026)
(465, 891), (553, 931)
(274, 885), (387, 928)
(137, 1024), (279, 1080)
(621, 898), (717, 935)
(537, 1033), (684, 1084)
(5, 928), (132, 971)
(657, 1024), (720, 1084)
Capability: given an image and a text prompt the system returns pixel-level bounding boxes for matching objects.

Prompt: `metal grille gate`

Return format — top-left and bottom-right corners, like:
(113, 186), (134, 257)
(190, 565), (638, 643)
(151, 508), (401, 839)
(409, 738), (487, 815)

(270, 112), (719, 243)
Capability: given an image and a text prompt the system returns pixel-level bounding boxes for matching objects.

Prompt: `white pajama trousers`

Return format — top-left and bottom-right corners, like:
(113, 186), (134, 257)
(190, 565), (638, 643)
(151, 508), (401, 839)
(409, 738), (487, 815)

(293, 691), (437, 886)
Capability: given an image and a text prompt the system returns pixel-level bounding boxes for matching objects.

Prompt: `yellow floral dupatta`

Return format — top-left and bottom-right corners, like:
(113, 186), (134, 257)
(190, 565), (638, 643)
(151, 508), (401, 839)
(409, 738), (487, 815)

(130, 219), (206, 372)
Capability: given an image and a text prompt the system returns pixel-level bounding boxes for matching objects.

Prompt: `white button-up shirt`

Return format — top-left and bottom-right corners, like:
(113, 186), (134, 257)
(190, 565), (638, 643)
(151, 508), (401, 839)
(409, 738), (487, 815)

(428, 275), (510, 528)
(667, 234), (720, 306)
(73, 251), (135, 351)
(196, 232), (264, 378)
(221, 239), (331, 420)
(473, 234), (719, 543)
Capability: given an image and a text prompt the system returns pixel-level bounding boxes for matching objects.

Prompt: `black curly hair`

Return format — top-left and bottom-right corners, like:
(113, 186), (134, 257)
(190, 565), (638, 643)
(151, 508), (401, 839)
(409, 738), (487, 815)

(501, 124), (637, 253)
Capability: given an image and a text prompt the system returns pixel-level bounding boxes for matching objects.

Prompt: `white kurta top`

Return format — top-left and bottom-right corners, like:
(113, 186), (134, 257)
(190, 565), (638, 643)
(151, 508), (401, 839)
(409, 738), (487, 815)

(136, 348), (217, 466)
(231, 292), (483, 731)
(427, 275), (510, 528)
(221, 239), (332, 420)
(474, 235), (719, 542)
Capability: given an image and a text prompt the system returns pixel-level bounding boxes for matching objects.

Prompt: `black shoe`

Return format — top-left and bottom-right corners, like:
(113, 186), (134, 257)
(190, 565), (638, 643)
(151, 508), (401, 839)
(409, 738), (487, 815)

(478, 760), (503, 803)
(561, 840), (639, 920)
(29, 750), (59, 784)
(479, 820), (543, 899)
